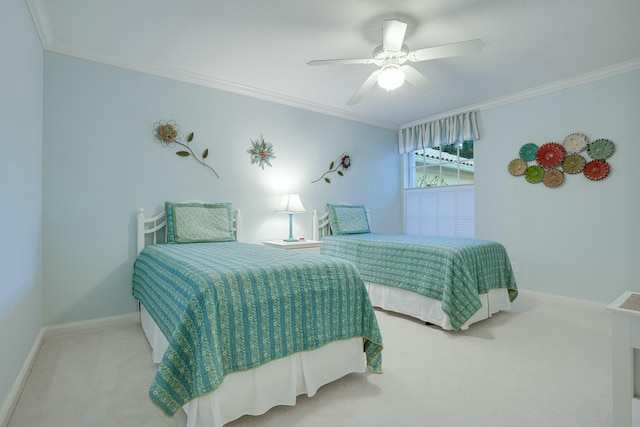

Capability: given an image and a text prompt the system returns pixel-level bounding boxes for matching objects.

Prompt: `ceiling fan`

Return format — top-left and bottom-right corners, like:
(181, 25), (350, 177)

(307, 19), (484, 105)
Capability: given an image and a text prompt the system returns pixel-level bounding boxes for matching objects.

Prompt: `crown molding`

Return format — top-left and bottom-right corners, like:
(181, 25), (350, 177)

(27, 0), (640, 133)
(25, 0), (54, 46)
(56, 43), (398, 130)
(26, 0), (397, 130)
(401, 58), (640, 129)
(40, 38), (399, 131)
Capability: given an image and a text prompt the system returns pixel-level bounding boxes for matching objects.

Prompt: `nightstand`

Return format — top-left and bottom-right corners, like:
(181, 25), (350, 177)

(263, 239), (323, 253)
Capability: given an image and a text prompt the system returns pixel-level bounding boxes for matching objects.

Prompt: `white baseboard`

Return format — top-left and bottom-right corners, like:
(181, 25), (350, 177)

(0, 312), (139, 427)
(43, 312), (139, 338)
(517, 288), (608, 311)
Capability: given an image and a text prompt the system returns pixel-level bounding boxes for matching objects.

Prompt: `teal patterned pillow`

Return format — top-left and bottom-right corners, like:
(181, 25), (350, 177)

(165, 202), (234, 243)
(327, 204), (370, 235)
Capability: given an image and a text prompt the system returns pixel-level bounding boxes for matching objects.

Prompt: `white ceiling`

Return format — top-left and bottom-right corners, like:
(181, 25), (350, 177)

(27, 0), (640, 130)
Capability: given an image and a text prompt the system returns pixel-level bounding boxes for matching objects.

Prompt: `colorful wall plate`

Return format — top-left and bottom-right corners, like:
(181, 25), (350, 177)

(563, 133), (589, 153)
(508, 159), (527, 176)
(525, 165), (544, 183)
(583, 160), (610, 181)
(519, 143), (539, 162)
(562, 154), (586, 174)
(536, 142), (566, 168)
(587, 138), (615, 160)
(543, 169), (564, 188)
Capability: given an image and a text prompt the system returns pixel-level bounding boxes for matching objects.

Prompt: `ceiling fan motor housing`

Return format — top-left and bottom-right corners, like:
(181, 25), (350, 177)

(372, 44), (410, 67)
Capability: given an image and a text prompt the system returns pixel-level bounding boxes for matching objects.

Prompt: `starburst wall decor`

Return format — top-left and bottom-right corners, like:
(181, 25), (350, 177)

(247, 135), (276, 169)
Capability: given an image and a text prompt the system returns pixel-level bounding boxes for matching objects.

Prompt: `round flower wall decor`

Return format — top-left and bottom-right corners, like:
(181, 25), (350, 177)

(535, 142), (565, 169)
(542, 169), (564, 188)
(583, 160), (611, 181)
(562, 154), (586, 175)
(247, 135), (276, 169)
(508, 159), (527, 176)
(563, 132), (589, 153)
(524, 165), (544, 184)
(519, 143), (539, 162)
(587, 139), (615, 160)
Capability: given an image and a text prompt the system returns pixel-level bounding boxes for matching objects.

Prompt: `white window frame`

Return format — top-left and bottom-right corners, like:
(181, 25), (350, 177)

(402, 143), (475, 238)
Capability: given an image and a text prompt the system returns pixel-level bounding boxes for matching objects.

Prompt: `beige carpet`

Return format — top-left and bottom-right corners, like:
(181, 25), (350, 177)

(9, 291), (613, 427)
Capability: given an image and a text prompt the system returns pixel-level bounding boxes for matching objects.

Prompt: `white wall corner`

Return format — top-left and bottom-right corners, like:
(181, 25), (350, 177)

(0, 328), (44, 427)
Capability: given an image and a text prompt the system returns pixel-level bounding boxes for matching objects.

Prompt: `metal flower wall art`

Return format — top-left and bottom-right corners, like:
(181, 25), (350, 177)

(247, 135), (276, 169)
(153, 120), (219, 177)
(312, 153), (351, 184)
(507, 132), (615, 188)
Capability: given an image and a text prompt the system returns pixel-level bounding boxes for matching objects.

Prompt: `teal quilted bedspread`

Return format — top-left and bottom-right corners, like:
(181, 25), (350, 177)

(320, 234), (518, 330)
(132, 242), (383, 416)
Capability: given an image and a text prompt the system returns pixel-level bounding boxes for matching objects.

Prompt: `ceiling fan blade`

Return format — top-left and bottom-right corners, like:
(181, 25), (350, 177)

(408, 39), (484, 62)
(382, 19), (407, 52)
(347, 69), (382, 105)
(307, 58), (374, 66)
(401, 65), (432, 90)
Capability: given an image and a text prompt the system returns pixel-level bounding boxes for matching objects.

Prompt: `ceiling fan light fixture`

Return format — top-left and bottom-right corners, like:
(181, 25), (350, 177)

(377, 64), (405, 91)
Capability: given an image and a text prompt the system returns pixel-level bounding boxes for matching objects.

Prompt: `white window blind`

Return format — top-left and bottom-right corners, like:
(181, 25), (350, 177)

(404, 185), (475, 238)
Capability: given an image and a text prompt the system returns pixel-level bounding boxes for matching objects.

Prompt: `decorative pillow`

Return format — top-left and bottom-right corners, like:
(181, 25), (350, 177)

(165, 202), (234, 243)
(326, 204), (370, 235)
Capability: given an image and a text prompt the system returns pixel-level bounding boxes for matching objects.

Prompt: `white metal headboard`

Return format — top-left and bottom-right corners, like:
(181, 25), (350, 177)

(312, 209), (371, 240)
(137, 201), (241, 255)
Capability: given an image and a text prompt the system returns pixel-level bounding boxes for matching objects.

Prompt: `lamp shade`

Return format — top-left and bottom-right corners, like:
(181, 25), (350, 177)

(276, 194), (306, 213)
(377, 64), (405, 91)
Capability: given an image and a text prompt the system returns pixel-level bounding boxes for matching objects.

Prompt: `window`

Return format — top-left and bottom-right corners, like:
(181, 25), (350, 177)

(404, 141), (475, 238)
(405, 140), (474, 188)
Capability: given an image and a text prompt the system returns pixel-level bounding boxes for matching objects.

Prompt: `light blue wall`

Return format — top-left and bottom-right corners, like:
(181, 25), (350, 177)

(476, 70), (640, 303)
(42, 52), (401, 326)
(38, 51), (640, 327)
(0, 0), (43, 416)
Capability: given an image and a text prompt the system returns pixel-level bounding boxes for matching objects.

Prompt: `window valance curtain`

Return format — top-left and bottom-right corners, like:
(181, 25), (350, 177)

(398, 110), (480, 154)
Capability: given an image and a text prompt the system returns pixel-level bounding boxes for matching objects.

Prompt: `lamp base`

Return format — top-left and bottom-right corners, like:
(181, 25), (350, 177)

(284, 213), (298, 242)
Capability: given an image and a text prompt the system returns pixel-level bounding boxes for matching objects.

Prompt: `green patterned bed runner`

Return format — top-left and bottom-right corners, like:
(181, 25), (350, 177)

(132, 242), (383, 416)
(321, 233), (518, 330)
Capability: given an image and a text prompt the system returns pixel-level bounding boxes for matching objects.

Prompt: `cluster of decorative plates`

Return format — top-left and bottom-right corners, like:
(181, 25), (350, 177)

(508, 132), (615, 188)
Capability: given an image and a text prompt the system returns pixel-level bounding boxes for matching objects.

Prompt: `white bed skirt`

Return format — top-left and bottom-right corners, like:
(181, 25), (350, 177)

(140, 305), (366, 427)
(364, 283), (511, 330)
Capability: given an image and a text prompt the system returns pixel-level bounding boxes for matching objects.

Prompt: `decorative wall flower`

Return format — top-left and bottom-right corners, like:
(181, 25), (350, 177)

(153, 120), (219, 177)
(247, 135), (276, 169)
(153, 119), (183, 145)
(312, 153), (351, 184)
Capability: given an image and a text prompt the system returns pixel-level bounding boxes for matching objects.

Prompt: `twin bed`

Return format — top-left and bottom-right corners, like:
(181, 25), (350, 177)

(313, 204), (518, 331)
(132, 200), (517, 426)
(132, 202), (382, 427)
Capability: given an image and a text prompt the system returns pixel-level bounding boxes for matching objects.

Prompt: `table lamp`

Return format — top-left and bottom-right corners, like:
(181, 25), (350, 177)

(276, 194), (306, 242)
